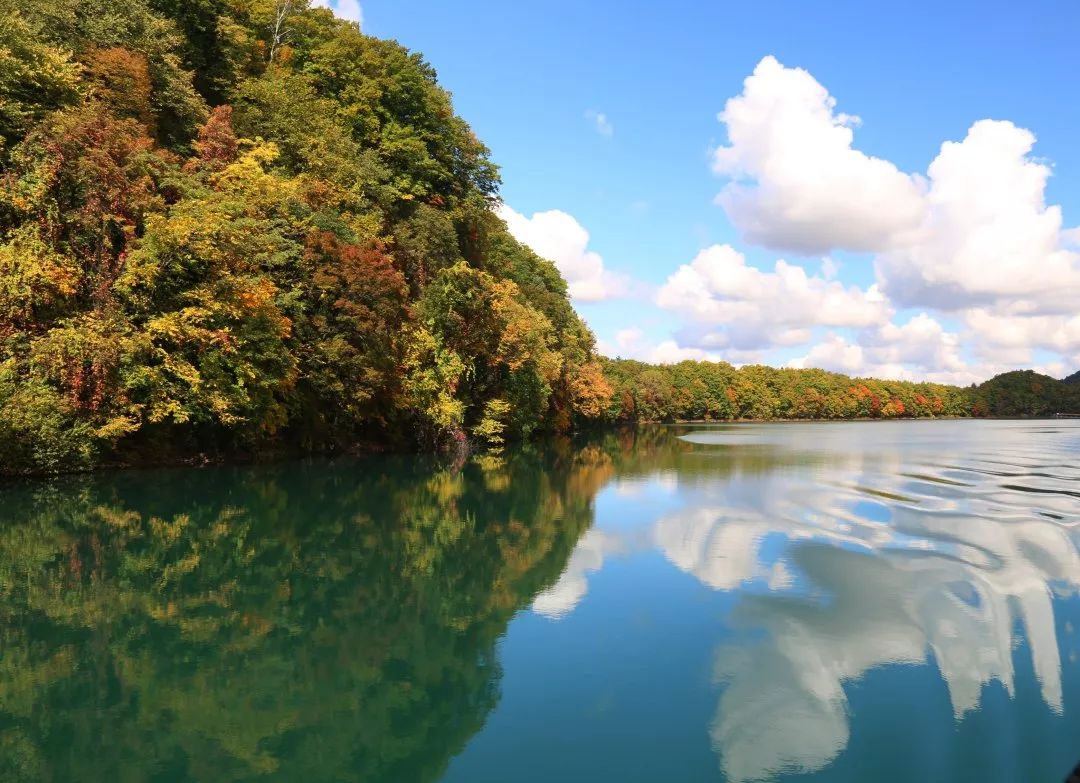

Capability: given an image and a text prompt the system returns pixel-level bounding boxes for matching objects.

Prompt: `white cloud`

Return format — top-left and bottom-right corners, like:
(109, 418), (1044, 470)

(647, 340), (717, 364)
(712, 57), (1080, 312)
(878, 120), (1080, 312)
(656, 244), (891, 351)
(713, 55), (925, 254)
(862, 313), (966, 374)
(311, 0), (363, 24)
(963, 309), (1080, 364)
(787, 316), (988, 385)
(598, 327), (725, 364)
(584, 109), (614, 138)
(700, 55), (1080, 378)
(497, 204), (629, 302)
(788, 334), (871, 376)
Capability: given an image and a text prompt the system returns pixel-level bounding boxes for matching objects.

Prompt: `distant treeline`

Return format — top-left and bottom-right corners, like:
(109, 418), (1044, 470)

(599, 361), (1080, 423)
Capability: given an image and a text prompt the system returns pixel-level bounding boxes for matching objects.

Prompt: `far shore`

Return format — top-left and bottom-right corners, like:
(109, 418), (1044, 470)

(662, 415), (1072, 424)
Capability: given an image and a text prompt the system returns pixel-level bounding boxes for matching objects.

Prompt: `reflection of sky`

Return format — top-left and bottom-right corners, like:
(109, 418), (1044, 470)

(532, 473), (687, 618)
(530, 421), (1080, 782)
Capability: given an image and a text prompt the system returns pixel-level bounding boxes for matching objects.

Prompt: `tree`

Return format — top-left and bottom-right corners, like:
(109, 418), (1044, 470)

(0, 8), (81, 154)
(267, 0), (294, 64)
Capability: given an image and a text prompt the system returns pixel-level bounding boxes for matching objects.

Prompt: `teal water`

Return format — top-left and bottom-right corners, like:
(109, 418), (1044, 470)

(1, 421), (1079, 781)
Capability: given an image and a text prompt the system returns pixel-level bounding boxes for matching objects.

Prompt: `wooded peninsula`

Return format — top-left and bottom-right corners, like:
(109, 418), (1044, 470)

(1, 0), (1077, 476)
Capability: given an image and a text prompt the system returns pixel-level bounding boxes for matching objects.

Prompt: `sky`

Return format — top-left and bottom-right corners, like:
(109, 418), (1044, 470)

(324, 0), (1080, 384)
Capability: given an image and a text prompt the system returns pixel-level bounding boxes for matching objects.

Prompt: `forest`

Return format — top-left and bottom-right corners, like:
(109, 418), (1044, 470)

(602, 362), (1080, 423)
(0, 0), (1077, 476)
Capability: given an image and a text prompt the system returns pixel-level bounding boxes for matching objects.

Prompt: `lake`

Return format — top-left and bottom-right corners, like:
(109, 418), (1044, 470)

(1, 420), (1079, 782)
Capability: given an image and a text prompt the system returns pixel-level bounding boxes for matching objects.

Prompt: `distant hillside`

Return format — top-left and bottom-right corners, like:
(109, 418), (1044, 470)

(970, 370), (1080, 417)
(1064, 370), (1080, 385)
(599, 361), (1080, 423)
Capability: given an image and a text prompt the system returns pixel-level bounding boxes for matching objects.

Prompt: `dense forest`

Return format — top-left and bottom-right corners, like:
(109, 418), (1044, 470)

(602, 362), (1080, 423)
(0, 0), (611, 475)
(0, 0), (1077, 476)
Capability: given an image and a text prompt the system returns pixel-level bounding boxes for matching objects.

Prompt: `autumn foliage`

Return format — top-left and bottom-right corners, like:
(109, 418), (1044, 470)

(0, 0), (611, 474)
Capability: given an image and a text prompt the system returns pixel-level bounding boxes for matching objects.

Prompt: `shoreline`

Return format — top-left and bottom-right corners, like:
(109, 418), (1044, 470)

(4, 415), (1074, 482)
(660, 415), (1064, 424)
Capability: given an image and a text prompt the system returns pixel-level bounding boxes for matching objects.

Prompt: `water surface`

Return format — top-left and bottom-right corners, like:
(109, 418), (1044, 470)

(2, 421), (1079, 781)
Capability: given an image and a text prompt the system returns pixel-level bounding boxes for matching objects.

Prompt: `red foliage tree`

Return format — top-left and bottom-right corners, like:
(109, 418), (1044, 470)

(189, 105), (239, 172)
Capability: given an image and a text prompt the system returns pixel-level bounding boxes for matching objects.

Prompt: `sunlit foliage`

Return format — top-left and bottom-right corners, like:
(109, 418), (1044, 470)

(599, 359), (1080, 423)
(0, 0), (610, 474)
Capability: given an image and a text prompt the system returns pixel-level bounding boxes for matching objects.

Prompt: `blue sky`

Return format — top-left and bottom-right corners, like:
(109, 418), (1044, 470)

(351, 0), (1080, 382)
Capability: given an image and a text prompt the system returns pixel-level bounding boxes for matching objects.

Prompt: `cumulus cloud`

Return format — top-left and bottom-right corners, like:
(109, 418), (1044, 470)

(713, 56), (926, 254)
(311, 0), (362, 24)
(656, 244), (890, 351)
(497, 204), (629, 302)
(878, 120), (1080, 311)
(598, 327), (726, 364)
(712, 57), (1080, 312)
(789, 334), (871, 376)
(699, 55), (1080, 378)
(861, 313), (967, 374)
(963, 309), (1080, 364)
(585, 109), (614, 138)
(787, 316), (985, 385)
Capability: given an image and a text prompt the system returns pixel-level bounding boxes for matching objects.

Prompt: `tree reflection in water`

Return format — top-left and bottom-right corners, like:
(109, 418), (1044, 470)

(0, 443), (611, 781)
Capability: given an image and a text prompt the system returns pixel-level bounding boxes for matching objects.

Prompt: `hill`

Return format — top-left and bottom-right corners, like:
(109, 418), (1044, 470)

(0, 0), (609, 474)
(970, 370), (1080, 417)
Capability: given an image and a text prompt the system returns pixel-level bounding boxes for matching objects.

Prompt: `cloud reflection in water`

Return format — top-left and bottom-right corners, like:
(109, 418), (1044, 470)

(532, 421), (1080, 781)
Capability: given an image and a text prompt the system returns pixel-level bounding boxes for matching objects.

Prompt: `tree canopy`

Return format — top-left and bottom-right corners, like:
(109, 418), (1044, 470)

(0, 0), (608, 474)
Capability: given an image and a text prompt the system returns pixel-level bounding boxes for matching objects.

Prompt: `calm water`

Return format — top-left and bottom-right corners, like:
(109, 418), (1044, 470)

(2, 421), (1079, 782)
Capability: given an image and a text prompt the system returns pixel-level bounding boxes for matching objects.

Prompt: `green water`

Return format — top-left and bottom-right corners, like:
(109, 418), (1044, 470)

(1, 421), (1079, 782)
